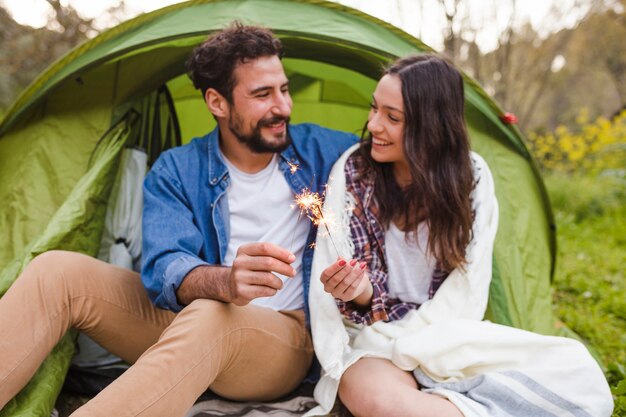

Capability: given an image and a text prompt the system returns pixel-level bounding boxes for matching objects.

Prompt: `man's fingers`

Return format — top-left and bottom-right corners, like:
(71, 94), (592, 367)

(231, 284), (279, 306)
(237, 242), (295, 263)
(234, 270), (284, 290)
(229, 271), (283, 305)
(242, 284), (279, 300)
(233, 254), (296, 277)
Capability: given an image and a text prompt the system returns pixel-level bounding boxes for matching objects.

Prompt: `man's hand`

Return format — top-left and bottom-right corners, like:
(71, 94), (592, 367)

(227, 242), (296, 306)
(321, 258), (373, 306)
(175, 242), (296, 307)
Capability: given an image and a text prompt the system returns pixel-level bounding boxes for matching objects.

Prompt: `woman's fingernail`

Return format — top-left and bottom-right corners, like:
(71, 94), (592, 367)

(338, 259), (346, 266)
(360, 262), (367, 269)
(350, 259), (357, 266)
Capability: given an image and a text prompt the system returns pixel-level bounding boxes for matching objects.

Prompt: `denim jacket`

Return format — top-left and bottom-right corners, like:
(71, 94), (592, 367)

(141, 123), (357, 318)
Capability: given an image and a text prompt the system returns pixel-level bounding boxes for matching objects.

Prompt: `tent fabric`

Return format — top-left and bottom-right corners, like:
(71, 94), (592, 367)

(0, 0), (560, 415)
(72, 147), (148, 369)
(73, 86), (181, 370)
(98, 147), (147, 273)
(0, 114), (131, 417)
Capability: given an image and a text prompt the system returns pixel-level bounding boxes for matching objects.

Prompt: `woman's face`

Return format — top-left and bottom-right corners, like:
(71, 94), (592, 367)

(367, 74), (407, 170)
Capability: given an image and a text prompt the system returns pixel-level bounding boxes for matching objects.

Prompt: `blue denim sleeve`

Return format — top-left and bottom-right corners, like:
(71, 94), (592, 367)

(142, 156), (209, 312)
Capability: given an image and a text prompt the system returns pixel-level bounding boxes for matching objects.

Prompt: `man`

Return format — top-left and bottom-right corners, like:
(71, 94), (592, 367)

(0, 23), (356, 416)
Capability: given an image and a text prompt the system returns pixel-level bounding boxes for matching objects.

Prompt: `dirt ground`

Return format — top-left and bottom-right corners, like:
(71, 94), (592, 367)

(54, 392), (89, 416)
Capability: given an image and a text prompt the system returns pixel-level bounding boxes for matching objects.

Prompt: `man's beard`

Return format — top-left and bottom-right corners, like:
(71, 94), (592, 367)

(229, 113), (292, 153)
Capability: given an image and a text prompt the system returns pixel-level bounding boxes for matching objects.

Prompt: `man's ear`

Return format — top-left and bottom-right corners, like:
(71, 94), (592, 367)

(205, 88), (229, 118)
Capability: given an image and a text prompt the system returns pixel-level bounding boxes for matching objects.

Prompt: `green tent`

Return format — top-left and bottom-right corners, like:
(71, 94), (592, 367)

(0, 0), (560, 415)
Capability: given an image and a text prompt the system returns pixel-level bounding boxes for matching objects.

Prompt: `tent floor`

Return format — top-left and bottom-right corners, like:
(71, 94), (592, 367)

(54, 384), (354, 416)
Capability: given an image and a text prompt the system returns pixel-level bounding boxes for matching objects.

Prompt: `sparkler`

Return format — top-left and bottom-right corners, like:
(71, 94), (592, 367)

(286, 160), (299, 174)
(294, 188), (340, 257)
(286, 162), (339, 257)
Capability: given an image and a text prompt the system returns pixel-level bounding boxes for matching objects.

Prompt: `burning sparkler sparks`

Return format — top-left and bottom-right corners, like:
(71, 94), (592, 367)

(286, 167), (340, 256)
(286, 161), (299, 174)
(294, 188), (339, 256)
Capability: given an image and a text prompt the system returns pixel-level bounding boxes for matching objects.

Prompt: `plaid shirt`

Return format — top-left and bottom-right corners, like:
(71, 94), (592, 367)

(336, 153), (449, 325)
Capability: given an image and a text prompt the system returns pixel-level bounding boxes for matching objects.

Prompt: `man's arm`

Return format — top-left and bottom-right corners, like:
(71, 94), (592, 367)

(176, 265), (231, 305)
(176, 242), (297, 306)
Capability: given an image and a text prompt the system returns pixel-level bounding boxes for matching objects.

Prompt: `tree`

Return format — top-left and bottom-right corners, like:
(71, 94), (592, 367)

(526, 1), (626, 130)
(584, 5), (626, 111)
(0, 0), (126, 110)
(432, 0), (613, 130)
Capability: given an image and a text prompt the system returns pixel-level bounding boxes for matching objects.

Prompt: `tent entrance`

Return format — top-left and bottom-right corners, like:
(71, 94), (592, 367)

(164, 56), (378, 143)
(66, 54), (375, 392)
(68, 84), (182, 394)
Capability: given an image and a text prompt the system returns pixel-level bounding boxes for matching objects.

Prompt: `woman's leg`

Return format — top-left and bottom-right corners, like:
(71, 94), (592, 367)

(0, 250), (174, 408)
(338, 358), (463, 417)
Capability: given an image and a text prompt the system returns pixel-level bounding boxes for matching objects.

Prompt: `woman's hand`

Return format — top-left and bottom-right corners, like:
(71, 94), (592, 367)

(321, 258), (373, 306)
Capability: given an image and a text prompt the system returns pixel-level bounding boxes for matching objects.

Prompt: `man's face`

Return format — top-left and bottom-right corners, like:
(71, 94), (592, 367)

(226, 55), (293, 153)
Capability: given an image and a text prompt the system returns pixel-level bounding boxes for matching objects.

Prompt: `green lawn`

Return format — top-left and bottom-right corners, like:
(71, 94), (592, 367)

(546, 173), (626, 416)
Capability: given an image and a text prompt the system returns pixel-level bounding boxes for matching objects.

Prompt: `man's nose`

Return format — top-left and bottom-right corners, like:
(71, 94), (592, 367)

(272, 93), (292, 116)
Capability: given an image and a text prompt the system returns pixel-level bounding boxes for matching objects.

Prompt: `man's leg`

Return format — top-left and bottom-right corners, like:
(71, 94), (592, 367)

(72, 300), (314, 417)
(0, 250), (174, 407)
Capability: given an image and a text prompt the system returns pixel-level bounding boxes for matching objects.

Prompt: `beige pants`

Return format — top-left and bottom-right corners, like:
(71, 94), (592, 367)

(0, 251), (314, 417)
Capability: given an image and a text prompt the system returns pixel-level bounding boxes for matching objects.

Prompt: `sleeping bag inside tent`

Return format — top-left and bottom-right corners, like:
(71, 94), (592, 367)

(0, 0), (559, 415)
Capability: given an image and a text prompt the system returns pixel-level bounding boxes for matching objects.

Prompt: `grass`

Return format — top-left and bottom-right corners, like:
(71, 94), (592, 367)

(546, 172), (626, 416)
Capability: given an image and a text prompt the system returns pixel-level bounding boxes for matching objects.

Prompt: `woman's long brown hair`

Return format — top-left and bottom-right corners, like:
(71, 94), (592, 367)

(359, 54), (474, 272)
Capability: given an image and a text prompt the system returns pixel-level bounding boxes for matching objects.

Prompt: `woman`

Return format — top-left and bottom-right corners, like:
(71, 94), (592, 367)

(306, 55), (612, 417)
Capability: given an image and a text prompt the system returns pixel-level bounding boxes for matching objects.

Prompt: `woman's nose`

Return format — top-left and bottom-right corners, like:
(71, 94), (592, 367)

(367, 114), (382, 134)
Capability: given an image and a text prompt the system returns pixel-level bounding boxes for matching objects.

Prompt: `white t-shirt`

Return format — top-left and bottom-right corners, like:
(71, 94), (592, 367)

(222, 154), (309, 311)
(384, 222), (435, 305)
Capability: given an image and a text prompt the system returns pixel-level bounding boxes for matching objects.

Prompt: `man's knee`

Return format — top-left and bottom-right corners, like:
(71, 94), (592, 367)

(27, 250), (73, 270)
(18, 251), (122, 312)
(184, 298), (229, 316)
(21, 250), (86, 290)
(176, 299), (238, 334)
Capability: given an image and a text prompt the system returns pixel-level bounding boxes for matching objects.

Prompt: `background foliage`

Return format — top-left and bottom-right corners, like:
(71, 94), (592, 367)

(528, 109), (626, 174)
(546, 169), (626, 415)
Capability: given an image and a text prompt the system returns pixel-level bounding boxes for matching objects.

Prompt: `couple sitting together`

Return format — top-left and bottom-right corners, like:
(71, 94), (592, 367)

(0, 22), (613, 417)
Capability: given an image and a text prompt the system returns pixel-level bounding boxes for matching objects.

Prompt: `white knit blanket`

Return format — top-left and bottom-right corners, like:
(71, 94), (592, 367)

(306, 145), (613, 417)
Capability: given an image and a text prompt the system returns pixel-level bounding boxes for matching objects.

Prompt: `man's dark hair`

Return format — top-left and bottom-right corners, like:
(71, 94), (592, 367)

(186, 22), (283, 103)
